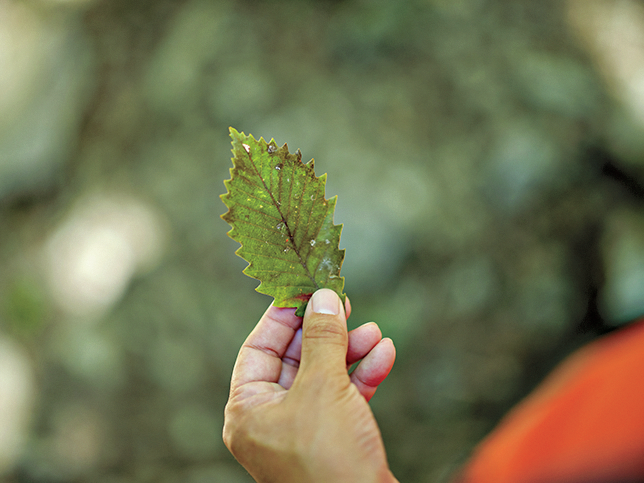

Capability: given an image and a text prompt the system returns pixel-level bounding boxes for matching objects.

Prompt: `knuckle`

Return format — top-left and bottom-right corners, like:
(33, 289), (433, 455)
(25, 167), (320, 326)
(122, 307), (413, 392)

(304, 318), (347, 342)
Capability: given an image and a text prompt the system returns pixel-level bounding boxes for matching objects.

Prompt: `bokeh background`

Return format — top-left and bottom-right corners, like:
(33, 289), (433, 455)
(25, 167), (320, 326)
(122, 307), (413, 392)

(2, 0), (644, 481)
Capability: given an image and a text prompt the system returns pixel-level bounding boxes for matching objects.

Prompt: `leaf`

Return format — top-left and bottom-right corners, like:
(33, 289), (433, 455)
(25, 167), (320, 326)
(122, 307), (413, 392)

(221, 127), (345, 316)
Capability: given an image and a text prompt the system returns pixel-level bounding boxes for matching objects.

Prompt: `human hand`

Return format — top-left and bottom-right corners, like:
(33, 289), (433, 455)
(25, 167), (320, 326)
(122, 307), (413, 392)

(223, 288), (398, 483)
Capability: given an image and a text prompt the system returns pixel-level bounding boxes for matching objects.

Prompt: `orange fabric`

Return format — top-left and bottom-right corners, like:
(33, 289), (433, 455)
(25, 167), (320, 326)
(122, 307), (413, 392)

(458, 318), (644, 483)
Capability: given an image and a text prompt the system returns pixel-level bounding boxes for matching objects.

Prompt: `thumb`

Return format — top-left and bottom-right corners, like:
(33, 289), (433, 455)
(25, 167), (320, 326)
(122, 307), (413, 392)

(298, 289), (348, 376)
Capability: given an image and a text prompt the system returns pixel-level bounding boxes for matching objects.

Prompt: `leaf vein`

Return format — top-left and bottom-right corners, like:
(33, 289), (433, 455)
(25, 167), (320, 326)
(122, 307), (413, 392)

(231, 204), (281, 222)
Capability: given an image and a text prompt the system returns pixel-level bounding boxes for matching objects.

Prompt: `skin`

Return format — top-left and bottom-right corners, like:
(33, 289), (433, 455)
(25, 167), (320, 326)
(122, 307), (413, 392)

(223, 288), (399, 483)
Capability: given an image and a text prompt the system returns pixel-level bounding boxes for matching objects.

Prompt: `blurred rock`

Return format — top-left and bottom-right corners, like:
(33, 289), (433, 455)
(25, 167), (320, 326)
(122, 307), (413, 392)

(44, 193), (167, 319)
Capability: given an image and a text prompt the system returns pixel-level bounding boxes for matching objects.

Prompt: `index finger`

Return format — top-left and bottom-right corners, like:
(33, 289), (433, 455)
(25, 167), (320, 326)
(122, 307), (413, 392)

(229, 304), (302, 392)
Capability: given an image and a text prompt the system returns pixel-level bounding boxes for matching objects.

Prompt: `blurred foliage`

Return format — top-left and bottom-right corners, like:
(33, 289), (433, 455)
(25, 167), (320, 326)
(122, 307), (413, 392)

(1, 0), (644, 482)
(2, 278), (48, 338)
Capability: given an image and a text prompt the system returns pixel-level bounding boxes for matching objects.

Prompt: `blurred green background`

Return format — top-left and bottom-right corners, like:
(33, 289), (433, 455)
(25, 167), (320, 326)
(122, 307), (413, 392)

(2, 0), (644, 481)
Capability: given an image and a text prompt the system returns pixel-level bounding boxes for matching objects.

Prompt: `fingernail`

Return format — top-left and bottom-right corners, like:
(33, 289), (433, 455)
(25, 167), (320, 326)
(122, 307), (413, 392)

(310, 289), (340, 315)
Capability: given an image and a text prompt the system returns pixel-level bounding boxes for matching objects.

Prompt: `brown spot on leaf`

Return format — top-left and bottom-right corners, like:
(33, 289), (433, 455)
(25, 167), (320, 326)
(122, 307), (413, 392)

(295, 293), (313, 302)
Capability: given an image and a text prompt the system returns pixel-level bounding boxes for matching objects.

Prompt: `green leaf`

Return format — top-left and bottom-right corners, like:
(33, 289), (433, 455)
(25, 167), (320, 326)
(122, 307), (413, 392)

(221, 127), (345, 316)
